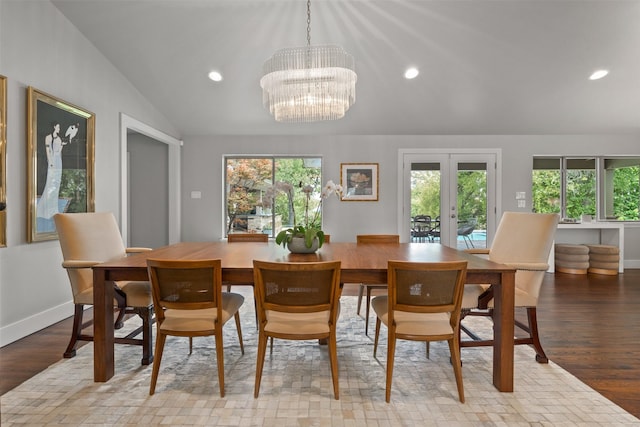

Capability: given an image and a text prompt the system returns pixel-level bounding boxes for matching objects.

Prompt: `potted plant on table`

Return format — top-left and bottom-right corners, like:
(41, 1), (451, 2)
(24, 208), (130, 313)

(266, 180), (343, 253)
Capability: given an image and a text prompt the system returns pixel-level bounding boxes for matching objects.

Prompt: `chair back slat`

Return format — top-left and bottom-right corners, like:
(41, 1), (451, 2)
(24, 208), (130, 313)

(227, 233), (269, 243)
(260, 268), (335, 310)
(147, 259), (222, 322)
(389, 261), (467, 319)
(357, 234), (399, 244)
(253, 260), (341, 315)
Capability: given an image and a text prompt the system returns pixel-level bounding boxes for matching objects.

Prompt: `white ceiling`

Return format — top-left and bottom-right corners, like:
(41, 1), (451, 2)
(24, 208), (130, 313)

(51, 0), (640, 137)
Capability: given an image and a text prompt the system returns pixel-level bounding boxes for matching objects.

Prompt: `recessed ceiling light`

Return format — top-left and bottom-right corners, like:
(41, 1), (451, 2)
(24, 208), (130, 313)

(589, 69), (609, 80)
(404, 67), (419, 80)
(208, 71), (223, 82)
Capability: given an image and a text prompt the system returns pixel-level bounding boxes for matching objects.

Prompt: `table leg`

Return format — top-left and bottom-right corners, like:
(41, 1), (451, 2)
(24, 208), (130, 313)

(492, 270), (515, 391)
(93, 268), (115, 382)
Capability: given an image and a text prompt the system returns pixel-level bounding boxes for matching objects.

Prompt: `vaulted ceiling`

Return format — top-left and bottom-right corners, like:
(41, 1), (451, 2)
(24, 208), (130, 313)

(51, 0), (640, 137)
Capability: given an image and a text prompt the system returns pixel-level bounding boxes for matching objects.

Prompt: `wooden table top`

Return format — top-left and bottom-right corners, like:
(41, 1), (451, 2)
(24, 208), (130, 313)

(97, 241), (513, 283)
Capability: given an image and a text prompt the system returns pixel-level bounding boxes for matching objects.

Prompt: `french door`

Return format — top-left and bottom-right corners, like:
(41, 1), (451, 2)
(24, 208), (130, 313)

(398, 149), (500, 249)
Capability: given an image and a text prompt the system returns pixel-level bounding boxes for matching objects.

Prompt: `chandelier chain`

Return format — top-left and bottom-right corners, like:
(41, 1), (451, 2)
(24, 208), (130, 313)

(307, 0), (311, 46)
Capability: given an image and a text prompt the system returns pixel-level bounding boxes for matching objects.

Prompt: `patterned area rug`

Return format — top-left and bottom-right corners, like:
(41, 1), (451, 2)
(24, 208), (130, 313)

(2, 290), (638, 426)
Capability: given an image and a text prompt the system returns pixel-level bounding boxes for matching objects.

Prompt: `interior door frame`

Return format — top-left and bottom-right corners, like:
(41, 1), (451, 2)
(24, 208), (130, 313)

(397, 148), (502, 246)
(119, 113), (182, 246)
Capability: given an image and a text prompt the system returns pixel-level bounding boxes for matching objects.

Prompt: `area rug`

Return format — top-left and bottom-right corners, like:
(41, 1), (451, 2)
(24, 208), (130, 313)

(2, 290), (638, 426)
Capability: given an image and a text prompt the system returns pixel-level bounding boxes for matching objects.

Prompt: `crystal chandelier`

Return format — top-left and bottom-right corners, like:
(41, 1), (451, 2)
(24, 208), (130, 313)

(260, 0), (357, 123)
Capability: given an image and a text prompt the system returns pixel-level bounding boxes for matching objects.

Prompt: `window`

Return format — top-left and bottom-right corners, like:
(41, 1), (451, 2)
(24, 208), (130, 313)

(225, 156), (322, 237)
(532, 156), (639, 221)
(603, 158), (640, 220)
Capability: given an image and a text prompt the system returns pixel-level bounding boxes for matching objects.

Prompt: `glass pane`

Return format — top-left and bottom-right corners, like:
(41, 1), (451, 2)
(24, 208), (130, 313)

(604, 158), (640, 220)
(532, 169), (561, 214)
(457, 163), (487, 249)
(225, 158), (273, 235)
(410, 163), (440, 243)
(565, 159), (596, 219)
(225, 157), (323, 237)
(273, 158), (322, 229)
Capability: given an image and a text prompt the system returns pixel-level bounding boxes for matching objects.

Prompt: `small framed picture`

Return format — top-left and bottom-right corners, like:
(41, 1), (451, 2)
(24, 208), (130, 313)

(340, 163), (379, 201)
(27, 87), (95, 242)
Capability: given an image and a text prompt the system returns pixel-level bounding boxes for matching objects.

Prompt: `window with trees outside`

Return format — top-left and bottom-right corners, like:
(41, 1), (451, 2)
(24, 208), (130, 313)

(532, 156), (640, 221)
(225, 156), (322, 237)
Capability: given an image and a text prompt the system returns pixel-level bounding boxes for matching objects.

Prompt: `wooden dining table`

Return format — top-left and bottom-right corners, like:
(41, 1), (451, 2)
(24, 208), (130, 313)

(92, 241), (516, 392)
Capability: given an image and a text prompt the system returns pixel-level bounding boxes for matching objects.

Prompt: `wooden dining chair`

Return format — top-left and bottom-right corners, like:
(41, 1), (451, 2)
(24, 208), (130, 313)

(253, 260), (342, 399)
(226, 233), (268, 291)
(372, 260), (468, 403)
(356, 234), (400, 335)
(146, 258), (245, 396)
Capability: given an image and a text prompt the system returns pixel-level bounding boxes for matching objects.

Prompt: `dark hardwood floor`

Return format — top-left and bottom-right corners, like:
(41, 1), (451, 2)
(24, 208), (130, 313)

(1, 271), (639, 419)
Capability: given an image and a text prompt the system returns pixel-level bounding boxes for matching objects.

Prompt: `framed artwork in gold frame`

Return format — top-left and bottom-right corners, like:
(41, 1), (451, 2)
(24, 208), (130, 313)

(340, 162), (379, 201)
(27, 87), (95, 242)
(0, 75), (6, 247)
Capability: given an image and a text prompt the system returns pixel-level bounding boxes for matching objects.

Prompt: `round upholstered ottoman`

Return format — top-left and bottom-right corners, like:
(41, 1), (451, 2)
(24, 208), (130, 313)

(555, 243), (590, 274)
(587, 244), (620, 275)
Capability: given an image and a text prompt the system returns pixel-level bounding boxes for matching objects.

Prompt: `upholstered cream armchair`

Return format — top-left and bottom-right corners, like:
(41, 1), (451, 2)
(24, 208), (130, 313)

(460, 211), (559, 363)
(54, 212), (154, 364)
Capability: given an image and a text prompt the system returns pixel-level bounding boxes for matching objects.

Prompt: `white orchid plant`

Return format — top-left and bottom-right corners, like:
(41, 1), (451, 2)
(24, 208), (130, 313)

(265, 180), (343, 249)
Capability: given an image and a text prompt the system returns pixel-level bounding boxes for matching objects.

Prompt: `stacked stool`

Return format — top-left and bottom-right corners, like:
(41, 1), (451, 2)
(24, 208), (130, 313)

(586, 244), (620, 275)
(554, 243), (589, 274)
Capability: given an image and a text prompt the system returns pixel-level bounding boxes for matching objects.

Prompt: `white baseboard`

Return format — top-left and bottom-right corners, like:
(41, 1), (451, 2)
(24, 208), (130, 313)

(623, 259), (640, 269)
(0, 301), (74, 347)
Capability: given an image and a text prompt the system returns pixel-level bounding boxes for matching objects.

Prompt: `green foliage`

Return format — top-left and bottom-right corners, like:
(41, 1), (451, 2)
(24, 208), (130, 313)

(275, 226), (325, 248)
(532, 170), (561, 214)
(274, 158), (321, 227)
(565, 170), (596, 218)
(612, 166), (639, 220)
(410, 170), (487, 230)
(533, 165), (639, 220)
(226, 158), (272, 232)
(59, 169), (87, 213)
(410, 171), (440, 218)
(456, 171), (487, 229)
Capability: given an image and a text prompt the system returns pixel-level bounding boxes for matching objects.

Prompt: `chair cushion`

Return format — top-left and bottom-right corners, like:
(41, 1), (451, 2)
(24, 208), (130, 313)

(160, 292), (244, 333)
(119, 281), (152, 307)
(461, 284), (490, 309)
(74, 287), (94, 305)
(485, 287), (538, 308)
(371, 296), (453, 336)
(265, 310), (331, 335)
(74, 285), (142, 308)
(264, 300), (339, 335)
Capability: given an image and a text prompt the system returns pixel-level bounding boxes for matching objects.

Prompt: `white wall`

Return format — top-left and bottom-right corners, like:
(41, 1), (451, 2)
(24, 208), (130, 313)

(180, 134), (640, 261)
(0, 0), (180, 346)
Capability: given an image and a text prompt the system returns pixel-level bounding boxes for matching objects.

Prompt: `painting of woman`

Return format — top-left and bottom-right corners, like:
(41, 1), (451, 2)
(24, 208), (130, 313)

(36, 122), (78, 220)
